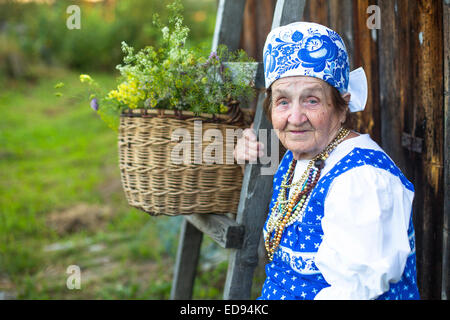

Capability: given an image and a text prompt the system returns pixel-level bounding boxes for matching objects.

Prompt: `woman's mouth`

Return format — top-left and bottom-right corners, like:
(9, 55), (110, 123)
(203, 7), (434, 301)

(288, 129), (310, 135)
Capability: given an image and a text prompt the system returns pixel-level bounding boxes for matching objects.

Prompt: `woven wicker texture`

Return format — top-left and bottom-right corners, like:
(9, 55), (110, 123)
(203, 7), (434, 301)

(118, 109), (253, 216)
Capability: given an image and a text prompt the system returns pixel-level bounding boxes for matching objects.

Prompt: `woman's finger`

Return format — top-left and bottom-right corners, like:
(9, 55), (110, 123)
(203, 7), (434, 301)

(243, 128), (257, 142)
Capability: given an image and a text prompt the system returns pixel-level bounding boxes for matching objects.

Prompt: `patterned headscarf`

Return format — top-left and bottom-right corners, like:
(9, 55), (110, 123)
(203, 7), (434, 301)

(263, 22), (367, 112)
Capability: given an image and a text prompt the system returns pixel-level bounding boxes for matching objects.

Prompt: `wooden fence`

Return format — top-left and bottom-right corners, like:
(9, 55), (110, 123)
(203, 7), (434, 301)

(239, 0), (449, 300)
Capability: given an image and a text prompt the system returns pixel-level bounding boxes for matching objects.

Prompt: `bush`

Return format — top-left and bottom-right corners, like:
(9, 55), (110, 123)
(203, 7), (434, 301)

(0, 0), (217, 76)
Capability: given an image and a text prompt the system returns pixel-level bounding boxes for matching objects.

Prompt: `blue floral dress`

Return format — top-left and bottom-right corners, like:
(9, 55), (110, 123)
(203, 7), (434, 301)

(258, 136), (420, 300)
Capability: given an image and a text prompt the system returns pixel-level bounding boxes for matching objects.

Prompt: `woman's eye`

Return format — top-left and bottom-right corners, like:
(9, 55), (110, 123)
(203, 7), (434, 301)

(276, 99), (288, 106)
(307, 99), (318, 105)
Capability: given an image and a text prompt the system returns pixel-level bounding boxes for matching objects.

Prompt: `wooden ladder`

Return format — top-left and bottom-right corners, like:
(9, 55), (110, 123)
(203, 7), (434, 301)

(170, 0), (306, 300)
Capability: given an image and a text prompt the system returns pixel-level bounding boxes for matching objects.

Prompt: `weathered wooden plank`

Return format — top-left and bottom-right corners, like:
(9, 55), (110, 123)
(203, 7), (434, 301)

(185, 214), (245, 249)
(351, 0), (380, 142)
(305, 0), (328, 26)
(170, 219), (203, 300)
(442, 0), (449, 301)
(223, 92), (275, 300)
(222, 0), (306, 300)
(335, 0), (353, 68)
(211, 0), (247, 52)
(254, 62), (265, 89)
(271, 0), (306, 29)
(409, 0), (444, 300)
(240, 0), (277, 61)
(377, 0), (446, 299)
(377, 0), (408, 173)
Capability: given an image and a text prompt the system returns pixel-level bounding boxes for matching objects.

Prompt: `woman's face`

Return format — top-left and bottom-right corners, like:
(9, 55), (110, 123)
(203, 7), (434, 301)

(271, 76), (347, 160)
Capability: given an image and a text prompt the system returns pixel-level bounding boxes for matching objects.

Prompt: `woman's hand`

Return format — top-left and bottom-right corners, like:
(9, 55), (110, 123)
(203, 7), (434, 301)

(233, 124), (264, 163)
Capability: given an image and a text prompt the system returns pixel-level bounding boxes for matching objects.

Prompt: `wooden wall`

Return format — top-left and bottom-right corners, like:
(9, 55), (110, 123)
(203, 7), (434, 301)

(239, 0), (448, 300)
(442, 0), (449, 301)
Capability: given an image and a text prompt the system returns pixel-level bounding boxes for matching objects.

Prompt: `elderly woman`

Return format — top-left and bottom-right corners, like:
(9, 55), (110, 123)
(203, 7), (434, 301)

(234, 22), (420, 300)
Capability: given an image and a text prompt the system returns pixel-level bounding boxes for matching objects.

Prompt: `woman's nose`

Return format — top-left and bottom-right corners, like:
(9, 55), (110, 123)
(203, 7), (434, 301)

(288, 103), (308, 125)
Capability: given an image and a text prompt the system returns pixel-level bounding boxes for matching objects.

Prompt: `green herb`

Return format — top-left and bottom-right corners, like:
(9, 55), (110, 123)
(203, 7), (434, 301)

(80, 0), (255, 131)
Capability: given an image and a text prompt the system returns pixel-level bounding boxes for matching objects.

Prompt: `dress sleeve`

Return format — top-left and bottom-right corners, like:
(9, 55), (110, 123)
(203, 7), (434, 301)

(313, 165), (414, 300)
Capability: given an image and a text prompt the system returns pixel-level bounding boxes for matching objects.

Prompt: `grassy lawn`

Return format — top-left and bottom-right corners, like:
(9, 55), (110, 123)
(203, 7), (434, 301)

(0, 67), (267, 299)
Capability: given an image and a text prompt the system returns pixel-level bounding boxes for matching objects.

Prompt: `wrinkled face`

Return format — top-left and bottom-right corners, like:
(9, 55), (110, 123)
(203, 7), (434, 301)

(271, 76), (346, 160)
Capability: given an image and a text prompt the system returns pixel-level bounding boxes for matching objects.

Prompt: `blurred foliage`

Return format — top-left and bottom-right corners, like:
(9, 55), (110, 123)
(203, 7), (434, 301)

(0, 0), (217, 77)
(0, 0), (268, 300)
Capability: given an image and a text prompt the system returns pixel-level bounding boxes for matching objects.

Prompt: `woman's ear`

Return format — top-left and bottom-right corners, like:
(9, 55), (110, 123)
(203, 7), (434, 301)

(340, 92), (351, 124)
(341, 92), (351, 104)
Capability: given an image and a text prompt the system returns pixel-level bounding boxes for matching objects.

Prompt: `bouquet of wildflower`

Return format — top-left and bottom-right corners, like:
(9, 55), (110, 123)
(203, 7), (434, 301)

(79, 0), (256, 131)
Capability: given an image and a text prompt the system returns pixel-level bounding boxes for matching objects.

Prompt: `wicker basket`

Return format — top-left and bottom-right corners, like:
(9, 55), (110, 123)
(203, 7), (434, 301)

(118, 108), (254, 216)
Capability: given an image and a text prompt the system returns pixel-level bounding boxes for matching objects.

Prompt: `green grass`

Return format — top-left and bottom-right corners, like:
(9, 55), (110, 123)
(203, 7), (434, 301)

(0, 67), (266, 299)
(0, 67), (179, 299)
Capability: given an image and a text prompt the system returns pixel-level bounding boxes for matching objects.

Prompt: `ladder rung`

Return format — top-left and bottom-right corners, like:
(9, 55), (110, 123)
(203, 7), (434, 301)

(185, 214), (245, 249)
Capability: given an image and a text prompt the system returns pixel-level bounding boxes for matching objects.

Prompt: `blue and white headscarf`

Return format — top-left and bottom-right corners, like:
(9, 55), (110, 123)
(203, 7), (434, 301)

(263, 22), (367, 112)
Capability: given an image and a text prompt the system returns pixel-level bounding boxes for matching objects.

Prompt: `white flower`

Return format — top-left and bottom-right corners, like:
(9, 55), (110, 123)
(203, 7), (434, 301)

(162, 26), (170, 39)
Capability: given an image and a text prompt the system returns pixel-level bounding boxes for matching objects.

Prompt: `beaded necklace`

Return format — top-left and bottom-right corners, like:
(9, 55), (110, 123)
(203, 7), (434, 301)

(265, 127), (351, 261)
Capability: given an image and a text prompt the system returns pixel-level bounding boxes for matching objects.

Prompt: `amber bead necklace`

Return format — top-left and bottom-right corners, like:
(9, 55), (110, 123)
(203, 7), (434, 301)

(265, 127), (351, 261)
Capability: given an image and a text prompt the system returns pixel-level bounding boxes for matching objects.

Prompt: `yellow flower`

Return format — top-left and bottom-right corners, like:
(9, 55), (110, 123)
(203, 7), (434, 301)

(163, 60), (171, 69)
(219, 104), (228, 114)
(107, 78), (146, 109)
(186, 54), (195, 66)
(79, 74), (93, 84)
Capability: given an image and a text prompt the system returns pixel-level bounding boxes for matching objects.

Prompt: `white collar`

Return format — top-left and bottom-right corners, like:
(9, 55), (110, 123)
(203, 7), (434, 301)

(292, 133), (383, 184)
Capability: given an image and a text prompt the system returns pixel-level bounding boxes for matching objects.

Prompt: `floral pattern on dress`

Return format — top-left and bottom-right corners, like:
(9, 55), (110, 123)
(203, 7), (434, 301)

(258, 148), (421, 300)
